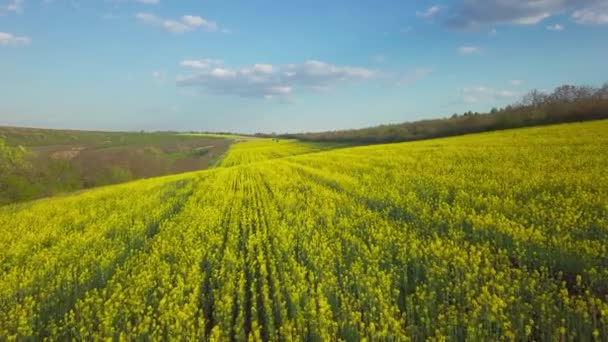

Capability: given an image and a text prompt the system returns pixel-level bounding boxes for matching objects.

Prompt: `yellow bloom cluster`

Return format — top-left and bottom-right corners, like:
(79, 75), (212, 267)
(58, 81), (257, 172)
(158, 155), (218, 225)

(0, 120), (607, 340)
(219, 139), (345, 167)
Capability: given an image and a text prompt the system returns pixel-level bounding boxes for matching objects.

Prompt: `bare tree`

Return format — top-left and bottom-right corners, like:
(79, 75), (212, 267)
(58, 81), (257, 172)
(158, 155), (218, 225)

(548, 85), (596, 103)
(521, 89), (548, 107)
(575, 85), (596, 100)
(594, 83), (608, 100)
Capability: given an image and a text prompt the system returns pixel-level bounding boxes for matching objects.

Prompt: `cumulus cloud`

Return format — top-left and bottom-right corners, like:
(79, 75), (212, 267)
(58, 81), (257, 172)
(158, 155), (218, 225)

(136, 12), (221, 33)
(444, 0), (601, 29)
(459, 46), (481, 55)
(182, 15), (218, 31)
(0, 32), (31, 46)
(462, 85), (518, 104)
(176, 60), (380, 99)
(546, 23), (565, 30)
(572, 3), (608, 24)
(416, 5), (444, 19)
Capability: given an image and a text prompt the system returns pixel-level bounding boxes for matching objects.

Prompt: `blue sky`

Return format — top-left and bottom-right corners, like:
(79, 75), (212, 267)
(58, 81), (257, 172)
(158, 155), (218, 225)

(1, 0), (607, 133)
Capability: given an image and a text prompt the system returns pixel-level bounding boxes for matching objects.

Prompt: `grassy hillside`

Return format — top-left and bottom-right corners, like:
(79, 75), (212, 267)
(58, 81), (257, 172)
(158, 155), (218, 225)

(0, 126), (237, 205)
(1, 121), (607, 340)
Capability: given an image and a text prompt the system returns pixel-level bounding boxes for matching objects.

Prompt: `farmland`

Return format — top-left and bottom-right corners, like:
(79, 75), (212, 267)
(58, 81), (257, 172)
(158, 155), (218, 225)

(0, 127), (240, 204)
(219, 139), (350, 166)
(0, 120), (607, 340)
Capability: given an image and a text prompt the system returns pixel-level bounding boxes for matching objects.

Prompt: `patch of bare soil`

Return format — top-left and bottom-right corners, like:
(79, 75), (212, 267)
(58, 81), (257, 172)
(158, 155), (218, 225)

(50, 147), (86, 160)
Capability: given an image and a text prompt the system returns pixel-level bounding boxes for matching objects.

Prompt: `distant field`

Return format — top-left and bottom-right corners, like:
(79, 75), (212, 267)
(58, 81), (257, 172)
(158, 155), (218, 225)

(219, 139), (351, 167)
(1, 120), (607, 340)
(179, 132), (258, 141)
(0, 126), (233, 204)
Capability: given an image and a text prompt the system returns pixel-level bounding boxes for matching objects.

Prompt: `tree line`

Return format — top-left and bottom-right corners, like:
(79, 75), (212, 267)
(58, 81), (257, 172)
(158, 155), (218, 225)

(279, 82), (608, 144)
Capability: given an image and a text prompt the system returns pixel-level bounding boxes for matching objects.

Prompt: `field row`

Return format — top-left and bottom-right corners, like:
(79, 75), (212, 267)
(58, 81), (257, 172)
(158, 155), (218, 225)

(0, 121), (607, 340)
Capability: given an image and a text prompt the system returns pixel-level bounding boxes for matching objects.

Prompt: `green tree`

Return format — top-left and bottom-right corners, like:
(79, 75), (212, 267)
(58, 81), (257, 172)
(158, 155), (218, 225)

(0, 139), (34, 203)
(0, 139), (26, 171)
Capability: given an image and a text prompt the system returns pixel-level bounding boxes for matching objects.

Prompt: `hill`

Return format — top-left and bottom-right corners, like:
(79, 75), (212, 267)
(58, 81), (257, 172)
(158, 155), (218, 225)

(1, 120), (607, 340)
(284, 83), (608, 144)
(0, 127), (240, 205)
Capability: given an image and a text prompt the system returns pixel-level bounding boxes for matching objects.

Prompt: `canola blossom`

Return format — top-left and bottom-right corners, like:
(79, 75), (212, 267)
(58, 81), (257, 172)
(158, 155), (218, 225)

(0, 121), (607, 340)
(218, 139), (345, 167)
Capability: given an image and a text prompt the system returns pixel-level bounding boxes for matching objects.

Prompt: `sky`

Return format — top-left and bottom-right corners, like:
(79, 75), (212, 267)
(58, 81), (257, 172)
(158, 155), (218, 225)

(1, 0), (607, 133)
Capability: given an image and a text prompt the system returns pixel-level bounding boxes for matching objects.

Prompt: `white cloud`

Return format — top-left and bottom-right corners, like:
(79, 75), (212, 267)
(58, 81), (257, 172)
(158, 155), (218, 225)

(416, 5), (443, 19)
(209, 67), (237, 79)
(135, 12), (159, 24)
(180, 59), (223, 69)
(459, 46), (481, 55)
(510, 79), (523, 86)
(182, 15), (218, 31)
(572, 4), (608, 24)
(511, 12), (551, 25)
(181, 15), (204, 26)
(285, 60), (377, 80)
(136, 12), (222, 34)
(546, 23), (565, 30)
(162, 20), (190, 33)
(248, 63), (274, 75)
(462, 85), (519, 104)
(136, 0), (159, 4)
(0, 32), (31, 46)
(177, 60), (379, 99)
(445, 0), (599, 29)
